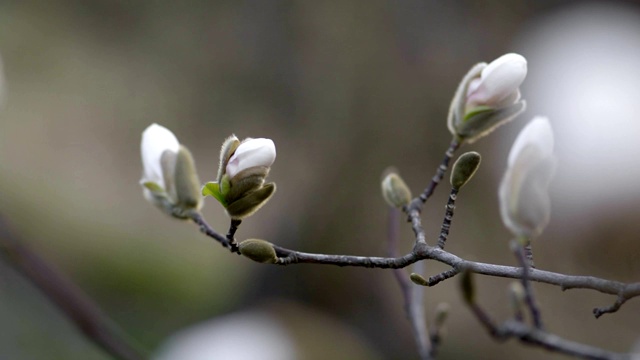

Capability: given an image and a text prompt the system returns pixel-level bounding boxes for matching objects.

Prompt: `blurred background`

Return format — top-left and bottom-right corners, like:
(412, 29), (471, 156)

(1, 0), (639, 359)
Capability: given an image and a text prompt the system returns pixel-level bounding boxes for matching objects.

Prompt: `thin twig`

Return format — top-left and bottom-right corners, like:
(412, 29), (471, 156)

(436, 188), (458, 249)
(404, 139), (460, 248)
(0, 217), (148, 360)
(513, 241), (544, 329)
(226, 219), (242, 253)
(465, 302), (630, 360)
(386, 208), (432, 360)
(412, 138), (460, 208)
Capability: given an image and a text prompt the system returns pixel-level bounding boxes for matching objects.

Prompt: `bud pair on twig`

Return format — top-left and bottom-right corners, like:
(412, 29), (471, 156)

(140, 124), (277, 220)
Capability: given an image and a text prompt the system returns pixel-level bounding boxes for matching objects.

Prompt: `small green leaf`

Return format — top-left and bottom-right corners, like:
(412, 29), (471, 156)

(463, 105), (493, 122)
(202, 182), (227, 206)
(142, 181), (164, 194)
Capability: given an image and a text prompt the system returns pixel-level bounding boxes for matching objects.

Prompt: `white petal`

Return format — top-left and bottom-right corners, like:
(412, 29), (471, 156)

(500, 117), (556, 238)
(226, 138), (276, 179)
(507, 116), (554, 166)
(467, 53), (527, 107)
(141, 123), (180, 188)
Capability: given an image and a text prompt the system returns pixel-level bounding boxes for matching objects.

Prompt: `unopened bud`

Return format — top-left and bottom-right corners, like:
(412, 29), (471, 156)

(238, 239), (278, 264)
(226, 183), (276, 220)
(410, 273), (429, 286)
(381, 173), (412, 208)
(448, 54), (528, 144)
(450, 152), (482, 190)
(205, 135), (278, 219)
(174, 145), (203, 211)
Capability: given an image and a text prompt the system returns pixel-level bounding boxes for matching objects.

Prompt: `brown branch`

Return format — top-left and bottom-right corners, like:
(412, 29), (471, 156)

(191, 213), (640, 316)
(465, 301), (631, 360)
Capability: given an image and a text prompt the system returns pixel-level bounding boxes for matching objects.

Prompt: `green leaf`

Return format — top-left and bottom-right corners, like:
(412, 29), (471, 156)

(202, 182), (227, 206)
(463, 105), (493, 122)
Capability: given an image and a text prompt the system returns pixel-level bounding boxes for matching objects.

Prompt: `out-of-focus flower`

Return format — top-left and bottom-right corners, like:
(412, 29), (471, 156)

(140, 124), (202, 217)
(448, 53), (528, 143)
(381, 172), (412, 208)
(202, 136), (277, 220)
(226, 138), (276, 179)
(154, 311), (297, 360)
(499, 117), (556, 239)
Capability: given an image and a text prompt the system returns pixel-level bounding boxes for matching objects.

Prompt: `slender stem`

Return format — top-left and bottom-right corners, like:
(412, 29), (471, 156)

(226, 219), (242, 253)
(189, 211), (233, 250)
(512, 241), (544, 329)
(414, 138), (460, 207)
(387, 208), (432, 360)
(465, 299), (630, 360)
(405, 138), (460, 247)
(524, 242), (535, 268)
(0, 218), (147, 360)
(437, 188), (458, 249)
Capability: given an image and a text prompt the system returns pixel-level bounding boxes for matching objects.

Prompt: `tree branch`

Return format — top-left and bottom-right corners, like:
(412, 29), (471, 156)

(387, 208), (432, 360)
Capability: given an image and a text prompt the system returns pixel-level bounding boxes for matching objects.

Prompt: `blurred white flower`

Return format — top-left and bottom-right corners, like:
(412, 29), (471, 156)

(499, 116), (556, 239)
(140, 123), (180, 190)
(466, 53), (527, 109)
(154, 311), (297, 360)
(226, 138), (276, 179)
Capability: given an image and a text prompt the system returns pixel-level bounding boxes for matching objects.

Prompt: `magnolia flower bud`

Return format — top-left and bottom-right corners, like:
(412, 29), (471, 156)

(140, 124), (202, 217)
(409, 273), (429, 286)
(450, 152), (482, 190)
(448, 53), (527, 143)
(203, 136), (277, 220)
(381, 173), (412, 208)
(238, 239), (278, 264)
(466, 53), (527, 109)
(174, 145), (203, 211)
(226, 138), (276, 180)
(141, 124), (180, 191)
(499, 117), (556, 239)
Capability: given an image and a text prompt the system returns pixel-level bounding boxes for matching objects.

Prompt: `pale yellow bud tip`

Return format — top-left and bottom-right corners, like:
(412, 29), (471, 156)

(381, 173), (412, 208)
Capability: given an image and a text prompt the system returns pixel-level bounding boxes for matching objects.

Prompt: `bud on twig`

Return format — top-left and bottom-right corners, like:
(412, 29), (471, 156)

(140, 124), (203, 218)
(499, 117), (556, 239)
(450, 152), (482, 190)
(203, 137), (277, 220)
(448, 53), (527, 143)
(238, 239), (278, 264)
(381, 173), (412, 208)
(410, 272), (429, 286)
(174, 146), (203, 211)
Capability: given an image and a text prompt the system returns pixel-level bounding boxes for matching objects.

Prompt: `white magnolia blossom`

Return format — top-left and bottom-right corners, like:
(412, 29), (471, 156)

(466, 53), (527, 109)
(140, 123), (180, 190)
(154, 311), (297, 360)
(226, 138), (276, 179)
(499, 116), (556, 239)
